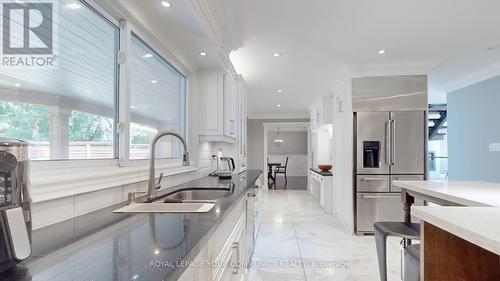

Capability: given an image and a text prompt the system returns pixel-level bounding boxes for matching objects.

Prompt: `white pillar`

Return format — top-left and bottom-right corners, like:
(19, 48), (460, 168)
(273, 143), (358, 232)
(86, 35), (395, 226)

(48, 106), (70, 159)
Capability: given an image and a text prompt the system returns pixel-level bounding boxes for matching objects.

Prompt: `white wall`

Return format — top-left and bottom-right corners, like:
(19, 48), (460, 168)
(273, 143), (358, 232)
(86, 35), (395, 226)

(247, 119), (310, 170)
(332, 77), (354, 233)
(267, 131), (307, 155)
(448, 75), (500, 182)
(312, 129), (333, 167)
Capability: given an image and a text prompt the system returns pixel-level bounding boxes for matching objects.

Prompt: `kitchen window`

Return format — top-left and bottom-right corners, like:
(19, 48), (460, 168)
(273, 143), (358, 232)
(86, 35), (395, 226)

(129, 34), (187, 160)
(0, 1), (192, 202)
(0, 1), (119, 160)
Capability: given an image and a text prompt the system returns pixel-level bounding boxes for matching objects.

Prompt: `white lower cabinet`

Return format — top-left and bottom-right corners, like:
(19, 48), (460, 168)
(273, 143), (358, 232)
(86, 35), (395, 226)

(309, 171), (333, 214)
(177, 195), (248, 281)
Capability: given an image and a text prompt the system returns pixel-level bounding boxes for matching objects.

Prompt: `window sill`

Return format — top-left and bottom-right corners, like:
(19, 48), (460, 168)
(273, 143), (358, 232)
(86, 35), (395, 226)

(30, 162), (199, 203)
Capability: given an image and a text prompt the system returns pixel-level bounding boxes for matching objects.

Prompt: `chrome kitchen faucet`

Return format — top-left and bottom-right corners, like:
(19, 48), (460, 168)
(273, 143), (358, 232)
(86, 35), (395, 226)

(147, 131), (190, 201)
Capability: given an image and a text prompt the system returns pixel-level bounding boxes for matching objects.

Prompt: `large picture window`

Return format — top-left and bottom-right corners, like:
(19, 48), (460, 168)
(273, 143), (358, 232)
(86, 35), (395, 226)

(129, 34), (187, 160)
(0, 1), (119, 160)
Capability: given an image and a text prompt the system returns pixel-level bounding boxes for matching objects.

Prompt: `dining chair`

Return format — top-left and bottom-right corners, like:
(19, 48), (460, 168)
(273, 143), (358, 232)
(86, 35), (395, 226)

(273, 156), (289, 183)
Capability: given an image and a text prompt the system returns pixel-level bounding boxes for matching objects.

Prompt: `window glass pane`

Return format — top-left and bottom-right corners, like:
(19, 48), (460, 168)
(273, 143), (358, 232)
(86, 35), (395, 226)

(68, 111), (114, 159)
(0, 0), (118, 160)
(130, 34), (187, 160)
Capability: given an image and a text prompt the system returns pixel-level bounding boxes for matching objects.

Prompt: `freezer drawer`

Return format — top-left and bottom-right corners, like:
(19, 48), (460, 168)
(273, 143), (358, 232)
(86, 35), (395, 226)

(390, 175), (425, 192)
(356, 175), (390, 192)
(356, 192), (405, 233)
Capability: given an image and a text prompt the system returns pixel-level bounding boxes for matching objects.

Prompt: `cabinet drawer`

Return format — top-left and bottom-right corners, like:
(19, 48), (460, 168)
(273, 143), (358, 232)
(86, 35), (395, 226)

(212, 196), (245, 262)
(390, 175), (424, 192)
(356, 175), (390, 192)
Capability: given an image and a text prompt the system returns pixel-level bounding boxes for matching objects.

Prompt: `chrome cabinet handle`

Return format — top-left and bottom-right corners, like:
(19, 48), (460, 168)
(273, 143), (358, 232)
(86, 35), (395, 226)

(361, 194), (400, 199)
(391, 119), (396, 165)
(361, 177), (386, 181)
(385, 121), (391, 165)
(231, 242), (240, 274)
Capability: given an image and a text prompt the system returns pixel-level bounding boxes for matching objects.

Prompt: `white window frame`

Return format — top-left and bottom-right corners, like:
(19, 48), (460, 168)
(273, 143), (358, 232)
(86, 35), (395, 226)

(25, 0), (194, 202)
(118, 28), (189, 167)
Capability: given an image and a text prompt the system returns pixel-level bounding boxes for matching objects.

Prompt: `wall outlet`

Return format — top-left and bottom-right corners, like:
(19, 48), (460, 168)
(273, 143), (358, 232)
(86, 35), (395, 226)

(489, 143), (500, 152)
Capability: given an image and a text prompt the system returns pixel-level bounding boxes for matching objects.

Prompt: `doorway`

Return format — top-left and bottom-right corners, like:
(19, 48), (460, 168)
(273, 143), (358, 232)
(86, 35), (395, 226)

(263, 122), (310, 190)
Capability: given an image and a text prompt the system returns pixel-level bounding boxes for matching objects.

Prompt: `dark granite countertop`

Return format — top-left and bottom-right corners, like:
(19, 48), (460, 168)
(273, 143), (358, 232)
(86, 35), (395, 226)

(0, 170), (262, 281)
(309, 168), (333, 176)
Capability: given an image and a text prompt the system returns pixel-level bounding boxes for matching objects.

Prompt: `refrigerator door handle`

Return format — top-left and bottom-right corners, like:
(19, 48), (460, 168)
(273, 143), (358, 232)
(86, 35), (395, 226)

(391, 119), (396, 165)
(385, 121), (391, 165)
(360, 194), (401, 199)
(362, 177), (387, 181)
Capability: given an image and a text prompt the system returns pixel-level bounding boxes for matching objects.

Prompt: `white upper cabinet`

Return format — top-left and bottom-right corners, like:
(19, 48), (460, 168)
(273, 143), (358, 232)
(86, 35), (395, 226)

(237, 76), (247, 171)
(199, 71), (238, 143)
(224, 73), (238, 138)
(310, 95), (333, 130)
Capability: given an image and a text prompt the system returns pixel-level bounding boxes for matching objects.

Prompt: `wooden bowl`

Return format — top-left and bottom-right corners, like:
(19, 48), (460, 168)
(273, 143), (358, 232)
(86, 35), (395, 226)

(318, 164), (332, 172)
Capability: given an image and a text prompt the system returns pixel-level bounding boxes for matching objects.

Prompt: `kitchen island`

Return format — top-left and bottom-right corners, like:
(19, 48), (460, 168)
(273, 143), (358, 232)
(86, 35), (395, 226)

(393, 180), (500, 281)
(0, 170), (262, 281)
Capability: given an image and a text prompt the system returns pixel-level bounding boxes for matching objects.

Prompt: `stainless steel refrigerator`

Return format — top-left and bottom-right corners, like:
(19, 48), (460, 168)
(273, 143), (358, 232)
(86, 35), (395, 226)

(354, 111), (426, 234)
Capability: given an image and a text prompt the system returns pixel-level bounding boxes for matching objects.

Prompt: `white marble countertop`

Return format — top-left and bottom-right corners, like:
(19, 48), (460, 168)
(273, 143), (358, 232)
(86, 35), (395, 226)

(412, 206), (500, 255)
(393, 180), (500, 207)
(395, 180), (500, 254)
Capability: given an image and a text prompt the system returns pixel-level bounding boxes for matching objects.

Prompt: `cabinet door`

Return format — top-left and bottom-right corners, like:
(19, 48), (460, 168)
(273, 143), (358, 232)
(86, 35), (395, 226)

(238, 80), (247, 168)
(224, 73), (238, 138)
(200, 73), (224, 134)
(231, 220), (246, 280)
(178, 266), (196, 281)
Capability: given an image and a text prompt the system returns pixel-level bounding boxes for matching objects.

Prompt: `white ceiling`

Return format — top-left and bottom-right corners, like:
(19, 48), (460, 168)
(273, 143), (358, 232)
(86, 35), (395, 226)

(213, 0), (500, 116)
(116, 0), (222, 72)
(111, 0), (500, 117)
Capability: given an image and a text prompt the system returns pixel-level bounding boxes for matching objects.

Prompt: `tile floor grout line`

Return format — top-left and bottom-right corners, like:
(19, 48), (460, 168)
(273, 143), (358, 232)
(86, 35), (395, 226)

(289, 196), (309, 281)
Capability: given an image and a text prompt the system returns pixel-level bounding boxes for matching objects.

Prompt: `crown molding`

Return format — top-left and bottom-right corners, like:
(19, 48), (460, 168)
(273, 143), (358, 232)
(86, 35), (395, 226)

(191, 0), (238, 78)
(351, 60), (439, 78)
(439, 62), (500, 93)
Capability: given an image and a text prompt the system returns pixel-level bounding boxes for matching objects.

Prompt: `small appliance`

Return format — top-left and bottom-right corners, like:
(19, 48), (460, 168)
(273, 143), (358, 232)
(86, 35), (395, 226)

(0, 138), (32, 272)
(216, 157), (235, 179)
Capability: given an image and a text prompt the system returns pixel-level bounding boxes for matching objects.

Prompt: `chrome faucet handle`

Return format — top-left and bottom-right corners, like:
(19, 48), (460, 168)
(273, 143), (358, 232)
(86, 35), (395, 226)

(128, 191), (147, 204)
(155, 173), (164, 190)
(183, 152), (190, 166)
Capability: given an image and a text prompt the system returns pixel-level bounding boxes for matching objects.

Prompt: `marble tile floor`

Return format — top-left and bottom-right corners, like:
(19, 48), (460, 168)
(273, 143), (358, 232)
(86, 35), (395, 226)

(246, 189), (403, 281)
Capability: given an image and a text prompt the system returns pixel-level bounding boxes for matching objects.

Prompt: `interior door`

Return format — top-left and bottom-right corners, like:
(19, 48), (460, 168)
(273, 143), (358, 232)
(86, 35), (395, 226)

(355, 112), (391, 174)
(390, 111), (425, 174)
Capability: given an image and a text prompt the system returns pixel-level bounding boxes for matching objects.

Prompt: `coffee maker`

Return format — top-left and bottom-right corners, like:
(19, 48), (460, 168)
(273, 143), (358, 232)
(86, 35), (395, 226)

(0, 138), (32, 272)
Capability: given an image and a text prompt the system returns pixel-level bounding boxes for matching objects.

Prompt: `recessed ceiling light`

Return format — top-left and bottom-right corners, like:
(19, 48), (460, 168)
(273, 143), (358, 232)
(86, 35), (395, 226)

(143, 53), (153, 58)
(273, 52), (281, 57)
(151, 80), (158, 84)
(377, 49), (387, 55)
(160, 1), (171, 8)
(276, 89), (283, 93)
(276, 104), (281, 107)
(199, 51), (207, 56)
(153, 249), (160, 255)
(65, 3), (81, 9)
(13, 83), (21, 87)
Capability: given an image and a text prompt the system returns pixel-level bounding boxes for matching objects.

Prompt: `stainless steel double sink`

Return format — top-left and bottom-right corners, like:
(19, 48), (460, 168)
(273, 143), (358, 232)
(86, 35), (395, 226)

(113, 188), (232, 213)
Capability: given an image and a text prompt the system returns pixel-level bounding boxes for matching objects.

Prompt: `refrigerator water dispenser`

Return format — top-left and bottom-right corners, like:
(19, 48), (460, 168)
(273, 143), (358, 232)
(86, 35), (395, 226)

(363, 141), (380, 168)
